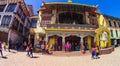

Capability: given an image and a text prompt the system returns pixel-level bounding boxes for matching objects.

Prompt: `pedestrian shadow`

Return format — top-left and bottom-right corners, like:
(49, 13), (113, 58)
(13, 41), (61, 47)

(96, 57), (100, 59)
(31, 56), (39, 58)
(11, 51), (17, 54)
(1, 56), (8, 59)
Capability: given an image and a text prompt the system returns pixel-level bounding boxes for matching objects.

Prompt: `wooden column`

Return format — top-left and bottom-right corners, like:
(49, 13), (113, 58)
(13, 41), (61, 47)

(62, 36), (65, 51)
(80, 36), (84, 50)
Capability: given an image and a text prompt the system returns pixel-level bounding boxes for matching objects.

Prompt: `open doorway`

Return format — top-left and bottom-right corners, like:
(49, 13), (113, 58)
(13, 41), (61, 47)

(65, 35), (80, 51)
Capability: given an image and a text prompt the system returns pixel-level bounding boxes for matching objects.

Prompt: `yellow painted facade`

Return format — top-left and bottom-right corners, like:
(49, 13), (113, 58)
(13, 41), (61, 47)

(87, 36), (91, 49)
(49, 37), (55, 50)
(30, 0), (120, 51)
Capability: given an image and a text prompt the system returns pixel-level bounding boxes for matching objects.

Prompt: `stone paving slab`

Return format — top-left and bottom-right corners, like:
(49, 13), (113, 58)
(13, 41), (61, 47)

(0, 47), (120, 66)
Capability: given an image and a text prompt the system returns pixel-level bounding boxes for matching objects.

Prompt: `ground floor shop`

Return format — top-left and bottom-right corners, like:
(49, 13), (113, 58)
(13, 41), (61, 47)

(31, 27), (115, 55)
(46, 32), (95, 51)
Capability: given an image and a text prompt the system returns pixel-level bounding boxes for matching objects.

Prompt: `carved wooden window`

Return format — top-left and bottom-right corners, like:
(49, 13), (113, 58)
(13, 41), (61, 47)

(1, 15), (12, 26)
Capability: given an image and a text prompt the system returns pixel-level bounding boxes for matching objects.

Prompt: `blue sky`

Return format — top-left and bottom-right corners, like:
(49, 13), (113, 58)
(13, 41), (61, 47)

(25, 0), (120, 18)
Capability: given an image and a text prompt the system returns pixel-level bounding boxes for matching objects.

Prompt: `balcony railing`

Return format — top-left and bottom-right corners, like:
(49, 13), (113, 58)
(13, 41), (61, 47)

(46, 24), (98, 30)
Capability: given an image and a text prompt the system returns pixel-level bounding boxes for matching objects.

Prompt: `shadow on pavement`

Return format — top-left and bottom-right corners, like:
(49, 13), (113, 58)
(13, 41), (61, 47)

(11, 51), (17, 54)
(31, 56), (39, 58)
(1, 56), (8, 59)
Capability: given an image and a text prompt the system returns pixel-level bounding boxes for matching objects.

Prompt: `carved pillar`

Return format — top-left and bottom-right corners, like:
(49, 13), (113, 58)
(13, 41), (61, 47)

(96, 33), (99, 47)
(94, 36), (96, 47)
(46, 34), (48, 44)
(80, 36), (84, 50)
(62, 36), (65, 51)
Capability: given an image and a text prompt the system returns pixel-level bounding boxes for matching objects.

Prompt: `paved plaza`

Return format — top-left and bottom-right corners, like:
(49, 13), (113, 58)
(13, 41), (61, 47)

(0, 47), (120, 66)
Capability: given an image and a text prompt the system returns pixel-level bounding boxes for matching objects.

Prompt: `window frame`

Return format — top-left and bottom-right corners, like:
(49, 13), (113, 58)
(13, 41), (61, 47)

(1, 15), (12, 26)
(6, 3), (17, 12)
(110, 30), (114, 38)
(108, 20), (112, 27)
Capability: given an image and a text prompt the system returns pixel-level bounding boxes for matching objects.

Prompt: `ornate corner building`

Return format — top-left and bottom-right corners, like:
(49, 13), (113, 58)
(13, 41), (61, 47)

(0, 0), (34, 48)
(30, 0), (120, 53)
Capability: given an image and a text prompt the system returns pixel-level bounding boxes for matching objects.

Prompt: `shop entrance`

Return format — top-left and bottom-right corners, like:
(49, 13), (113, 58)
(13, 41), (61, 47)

(83, 36), (94, 50)
(65, 35), (80, 51)
(48, 35), (62, 51)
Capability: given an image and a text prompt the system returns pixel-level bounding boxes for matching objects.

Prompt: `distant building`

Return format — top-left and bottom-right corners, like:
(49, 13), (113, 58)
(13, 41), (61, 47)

(103, 15), (120, 47)
(0, 0), (33, 48)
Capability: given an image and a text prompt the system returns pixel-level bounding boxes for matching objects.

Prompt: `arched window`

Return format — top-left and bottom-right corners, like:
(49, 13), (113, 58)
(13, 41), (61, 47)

(109, 20), (112, 27)
(114, 21), (117, 27)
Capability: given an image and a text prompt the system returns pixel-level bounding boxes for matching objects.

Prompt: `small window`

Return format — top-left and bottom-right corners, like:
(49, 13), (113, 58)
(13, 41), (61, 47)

(109, 21), (112, 27)
(110, 30), (114, 37)
(118, 22), (120, 27)
(18, 23), (23, 33)
(0, 4), (6, 12)
(12, 17), (19, 30)
(116, 30), (118, 37)
(114, 21), (117, 27)
(31, 18), (38, 28)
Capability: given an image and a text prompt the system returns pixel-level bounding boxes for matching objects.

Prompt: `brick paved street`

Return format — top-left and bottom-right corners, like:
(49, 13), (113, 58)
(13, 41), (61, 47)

(0, 47), (120, 66)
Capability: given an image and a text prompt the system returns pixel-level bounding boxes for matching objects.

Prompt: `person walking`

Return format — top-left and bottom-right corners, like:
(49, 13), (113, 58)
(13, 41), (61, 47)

(41, 44), (45, 54)
(16, 40), (19, 50)
(91, 46), (96, 59)
(23, 41), (27, 50)
(26, 40), (33, 58)
(0, 42), (3, 57)
(65, 42), (69, 52)
(26, 44), (30, 57)
(96, 46), (100, 59)
(8, 39), (12, 52)
(45, 43), (49, 54)
(29, 44), (33, 58)
(3, 42), (7, 51)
